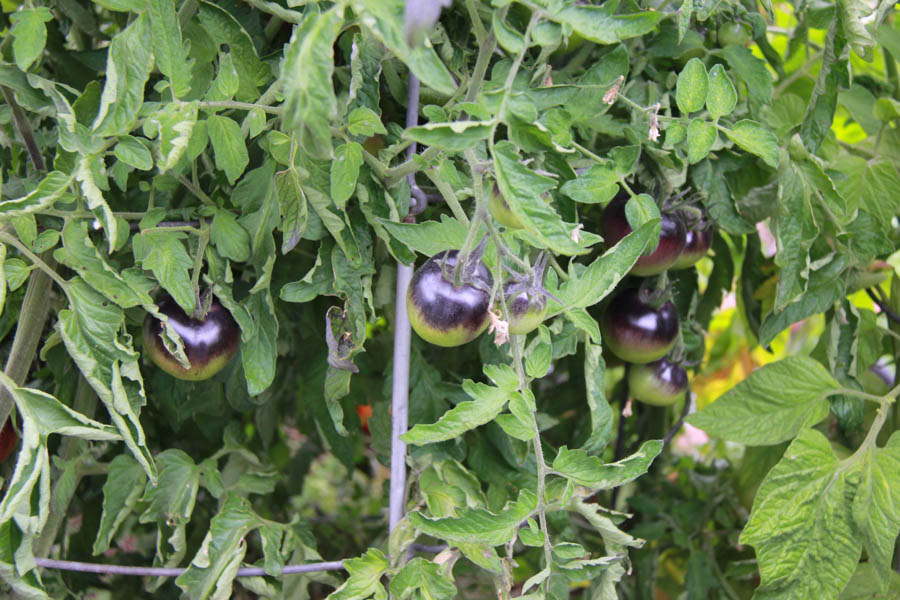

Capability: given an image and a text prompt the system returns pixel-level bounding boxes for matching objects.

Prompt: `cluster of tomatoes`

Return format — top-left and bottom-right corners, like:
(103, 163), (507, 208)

(406, 189), (712, 409)
(599, 193), (711, 407)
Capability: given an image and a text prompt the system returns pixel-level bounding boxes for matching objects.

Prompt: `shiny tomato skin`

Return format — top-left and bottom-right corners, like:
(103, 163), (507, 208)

(144, 296), (240, 381)
(506, 288), (548, 335)
(670, 228), (713, 270)
(600, 288), (679, 364)
(717, 22), (752, 47)
(407, 251), (493, 347)
(628, 359), (688, 406)
(602, 194), (686, 276)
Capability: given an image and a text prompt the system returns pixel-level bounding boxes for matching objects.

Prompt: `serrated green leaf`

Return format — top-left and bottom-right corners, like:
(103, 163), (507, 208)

(687, 356), (839, 445)
(389, 558), (457, 600)
(722, 44), (773, 115)
(551, 4), (663, 44)
(350, 0), (456, 96)
(721, 120), (779, 168)
(758, 256), (847, 347)
(403, 381), (509, 445)
(331, 142), (364, 209)
(275, 168), (308, 254)
(0, 171), (73, 216)
(175, 494), (263, 599)
(403, 121), (493, 151)
(676, 58), (708, 115)
(206, 52), (239, 102)
(207, 115), (249, 185)
(347, 106), (387, 137)
(379, 215), (471, 259)
(834, 157), (900, 230)
(57, 220), (154, 309)
(197, 2), (267, 103)
(241, 292), (279, 397)
(553, 220), (658, 310)
(56, 280), (156, 482)
(10, 7), (53, 71)
(92, 13), (154, 136)
(493, 141), (598, 255)
(76, 155), (119, 254)
(282, 5), (345, 160)
(492, 13), (525, 54)
(800, 21), (847, 153)
(581, 343), (612, 453)
(559, 163), (619, 205)
(741, 429), (861, 600)
(93, 455), (146, 554)
(329, 548), (389, 600)
(149, 0), (193, 98)
(851, 431), (900, 587)
(706, 64), (737, 120)
(685, 119), (717, 164)
(553, 440), (662, 490)
(211, 209), (250, 263)
(114, 135), (153, 171)
(132, 229), (195, 313)
(408, 489), (537, 546)
(152, 101), (197, 173)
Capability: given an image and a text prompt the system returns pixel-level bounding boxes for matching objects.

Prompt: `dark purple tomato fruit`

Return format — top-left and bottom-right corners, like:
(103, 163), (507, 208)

(600, 288), (679, 364)
(670, 227), (712, 270)
(601, 194), (686, 276)
(505, 286), (548, 335)
(0, 418), (18, 463)
(489, 186), (525, 230)
(144, 296), (240, 381)
(407, 250), (493, 347)
(628, 358), (688, 406)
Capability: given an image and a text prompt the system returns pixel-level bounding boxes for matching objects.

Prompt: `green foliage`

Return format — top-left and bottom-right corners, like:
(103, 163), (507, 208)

(0, 0), (897, 599)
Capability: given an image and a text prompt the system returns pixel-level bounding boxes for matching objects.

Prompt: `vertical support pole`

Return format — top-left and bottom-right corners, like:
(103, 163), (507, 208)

(389, 73), (420, 537)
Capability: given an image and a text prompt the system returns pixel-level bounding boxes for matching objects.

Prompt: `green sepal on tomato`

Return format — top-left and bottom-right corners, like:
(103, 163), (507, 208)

(506, 287), (548, 335)
(628, 358), (689, 406)
(600, 288), (679, 364)
(407, 250), (493, 347)
(143, 295), (241, 381)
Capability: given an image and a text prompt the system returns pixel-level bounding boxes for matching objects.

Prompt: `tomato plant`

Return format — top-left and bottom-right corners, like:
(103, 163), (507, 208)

(0, 0), (898, 599)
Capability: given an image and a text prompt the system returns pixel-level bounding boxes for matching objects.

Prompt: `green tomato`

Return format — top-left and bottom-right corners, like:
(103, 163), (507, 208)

(144, 296), (240, 381)
(489, 186), (525, 229)
(628, 359), (688, 407)
(716, 22), (752, 47)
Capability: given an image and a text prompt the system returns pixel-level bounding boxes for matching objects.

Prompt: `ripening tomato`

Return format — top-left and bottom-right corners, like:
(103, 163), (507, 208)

(602, 194), (686, 276)
(600, 288), (679, 364)
(670, 227), (712, 270)
(406, 250), (493, 347)
(628, 358), (689, 406)
(144, 296), (240, 381)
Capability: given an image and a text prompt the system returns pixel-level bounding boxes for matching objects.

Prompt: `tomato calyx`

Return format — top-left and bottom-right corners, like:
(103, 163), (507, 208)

(502, 253), (557, 335)
(406, 245), (495, 347)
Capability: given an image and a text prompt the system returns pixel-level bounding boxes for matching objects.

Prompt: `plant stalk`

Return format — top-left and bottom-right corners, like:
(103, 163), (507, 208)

(0, 85), (46, 171)
(0, 254), (57, 430)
